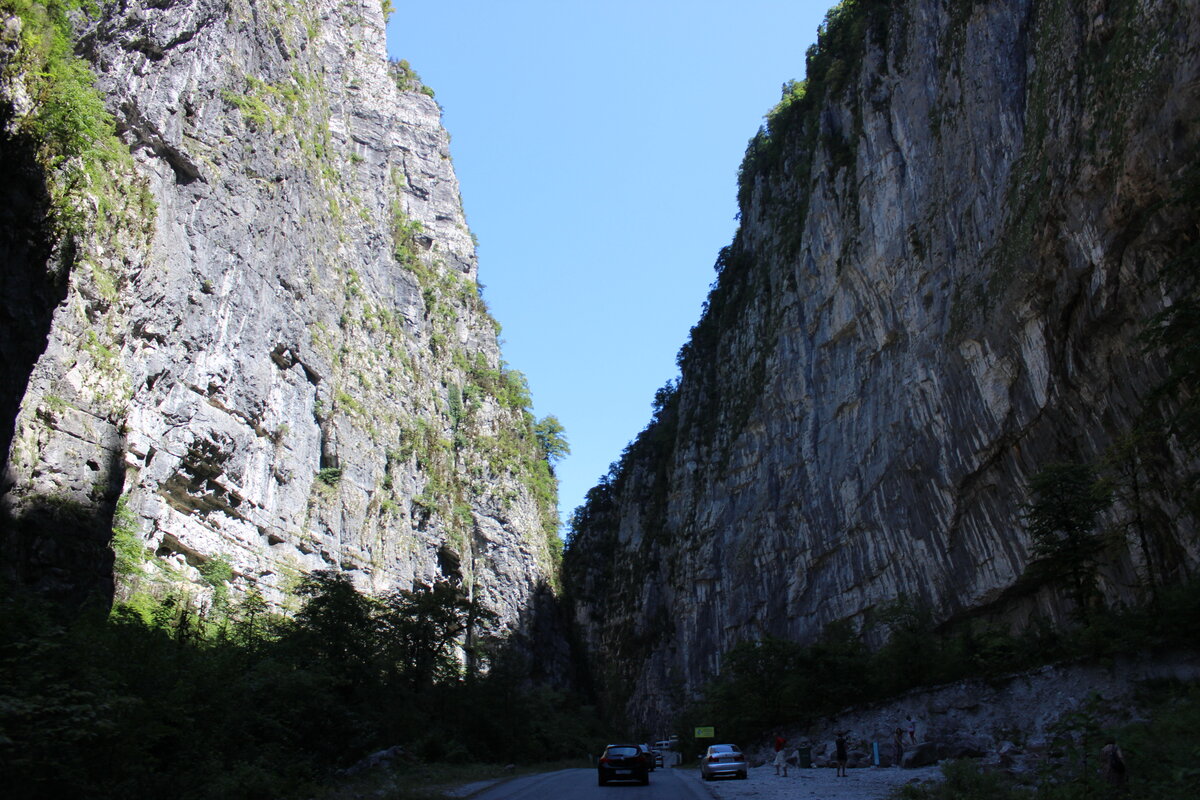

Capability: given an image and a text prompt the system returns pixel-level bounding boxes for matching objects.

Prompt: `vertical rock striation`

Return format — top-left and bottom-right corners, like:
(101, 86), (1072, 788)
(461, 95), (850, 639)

(565, 0), (1200, 730)
(0, 0), (559, 633)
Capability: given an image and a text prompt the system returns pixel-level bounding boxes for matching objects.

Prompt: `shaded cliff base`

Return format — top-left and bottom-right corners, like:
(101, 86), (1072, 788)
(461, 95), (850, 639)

(671, 585), (1200, 799)
(703, 666), (1199, 800)
(0, 108), (65, 480)
(670, 580), (1200, 758)
(0, 492), (119, 608)
(795, 653), (1199, 770)
(796, 662), (1199, 800)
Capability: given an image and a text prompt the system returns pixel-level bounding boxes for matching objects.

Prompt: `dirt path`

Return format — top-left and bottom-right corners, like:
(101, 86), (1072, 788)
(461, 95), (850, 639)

(696, 763), (943, 799)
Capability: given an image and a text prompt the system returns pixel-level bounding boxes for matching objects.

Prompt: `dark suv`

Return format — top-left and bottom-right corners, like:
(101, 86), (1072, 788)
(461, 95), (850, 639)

(598, 743), (651, 785)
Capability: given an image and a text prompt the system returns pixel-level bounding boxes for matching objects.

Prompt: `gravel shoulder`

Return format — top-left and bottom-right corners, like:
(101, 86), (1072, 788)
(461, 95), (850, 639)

(692, 763), (944, 800)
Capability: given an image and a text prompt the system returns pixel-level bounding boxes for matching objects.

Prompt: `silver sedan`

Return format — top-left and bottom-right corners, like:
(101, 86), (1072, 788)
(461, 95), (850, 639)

(699, 743), (748, 780)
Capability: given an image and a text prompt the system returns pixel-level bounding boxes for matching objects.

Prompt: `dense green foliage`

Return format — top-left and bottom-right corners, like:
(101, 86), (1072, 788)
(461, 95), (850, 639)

(109, 496), (148, 578)
(1, 0), (137, 232)
(4, 1), (110, 159)
(0, 576), (607, 799)
(676, 581), (1200, 752)
(892, 685), (1200, 800)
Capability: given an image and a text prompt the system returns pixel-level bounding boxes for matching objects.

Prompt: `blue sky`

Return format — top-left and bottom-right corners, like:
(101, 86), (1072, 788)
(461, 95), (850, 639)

(386, 1), (832, 532)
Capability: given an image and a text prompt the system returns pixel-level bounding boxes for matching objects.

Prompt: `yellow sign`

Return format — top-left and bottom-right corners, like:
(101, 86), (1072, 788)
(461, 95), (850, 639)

(694, 726), (715, 738)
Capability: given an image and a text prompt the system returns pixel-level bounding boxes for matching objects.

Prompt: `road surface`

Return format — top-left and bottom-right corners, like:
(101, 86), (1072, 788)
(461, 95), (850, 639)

(469, 767), (712, 800)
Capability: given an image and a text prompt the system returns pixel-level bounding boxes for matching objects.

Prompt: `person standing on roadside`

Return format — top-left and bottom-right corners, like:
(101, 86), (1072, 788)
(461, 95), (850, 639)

(1100, 740), (1127, 788)
(893, 727), (905, 767)
(773, 732), (788, 776)
(906, 715), (917, 744)
(835, 732), (848, 777)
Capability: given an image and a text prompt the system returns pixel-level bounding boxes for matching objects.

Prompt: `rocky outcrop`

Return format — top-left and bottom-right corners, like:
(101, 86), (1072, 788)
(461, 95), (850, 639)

(783, 651), (1200, 772)
(0, 0), (559, 632)
(565, 0), (1200, 729)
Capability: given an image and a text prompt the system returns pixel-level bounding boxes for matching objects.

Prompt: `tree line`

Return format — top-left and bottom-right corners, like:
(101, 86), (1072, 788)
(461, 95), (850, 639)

(0, 573), (606, 799)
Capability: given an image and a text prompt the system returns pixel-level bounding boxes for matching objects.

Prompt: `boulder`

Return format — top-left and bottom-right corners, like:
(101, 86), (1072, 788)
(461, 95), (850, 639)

(902, 742), (940, 768)
(342, 745), (406, 776)
(938, 736), (990, 760)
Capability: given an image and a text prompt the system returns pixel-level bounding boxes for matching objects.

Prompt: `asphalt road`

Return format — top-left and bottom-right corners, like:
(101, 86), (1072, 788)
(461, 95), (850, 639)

(469, 767), (713, 800)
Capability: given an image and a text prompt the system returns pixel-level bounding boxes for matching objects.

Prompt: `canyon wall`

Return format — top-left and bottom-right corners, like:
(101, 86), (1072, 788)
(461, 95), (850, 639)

(0, 0), (559, 638)
(565, 0), (1200, 730)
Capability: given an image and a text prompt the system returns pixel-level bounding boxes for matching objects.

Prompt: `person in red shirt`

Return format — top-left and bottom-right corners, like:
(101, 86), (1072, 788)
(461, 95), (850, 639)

(773, 732), (788, 776)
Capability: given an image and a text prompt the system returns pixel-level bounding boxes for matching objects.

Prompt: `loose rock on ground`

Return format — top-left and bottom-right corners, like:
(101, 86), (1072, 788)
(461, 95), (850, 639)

(697, 763), (943, 800)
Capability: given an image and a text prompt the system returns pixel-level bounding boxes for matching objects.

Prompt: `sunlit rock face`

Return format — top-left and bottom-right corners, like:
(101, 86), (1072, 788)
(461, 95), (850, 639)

(0, 0), (558, 632)
(565, 0), (1200, 730)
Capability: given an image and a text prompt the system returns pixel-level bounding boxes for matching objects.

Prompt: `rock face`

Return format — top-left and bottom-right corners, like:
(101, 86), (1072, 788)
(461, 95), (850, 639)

(564, 0), (1200, 730)
(0, 0), (559, 634)
(786, 651), (1200, 772)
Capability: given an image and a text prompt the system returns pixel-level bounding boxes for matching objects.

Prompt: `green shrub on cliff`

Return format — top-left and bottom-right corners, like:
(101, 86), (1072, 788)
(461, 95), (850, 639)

(388, 57), (435, 98)
(735, 0), (889, 213)
(4, 1), (110, 158)
(2, 0), (132, 230)
(109, 496), (147, 578)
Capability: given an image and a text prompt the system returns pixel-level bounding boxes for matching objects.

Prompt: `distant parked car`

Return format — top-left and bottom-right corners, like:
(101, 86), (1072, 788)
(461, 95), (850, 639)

(598, 743), (651, 785)
(700, 743), (748, 780)
(652, 748), (664, 767)
(639, 743), (657, 771)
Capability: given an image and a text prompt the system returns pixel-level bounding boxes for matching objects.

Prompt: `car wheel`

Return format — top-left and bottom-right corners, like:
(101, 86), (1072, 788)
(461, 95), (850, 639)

(641, 775), (650, 785)
(739, 771), (748, 779)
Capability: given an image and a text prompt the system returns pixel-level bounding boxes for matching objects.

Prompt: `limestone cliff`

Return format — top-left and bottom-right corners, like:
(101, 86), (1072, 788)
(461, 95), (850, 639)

(0, 0), (559, 635)
(564, 0), (1200, 729)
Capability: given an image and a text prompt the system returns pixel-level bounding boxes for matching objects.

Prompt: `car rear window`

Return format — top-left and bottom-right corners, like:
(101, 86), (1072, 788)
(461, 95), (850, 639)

(606, 746), (639, 757)
(710, 745), (739, 753)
